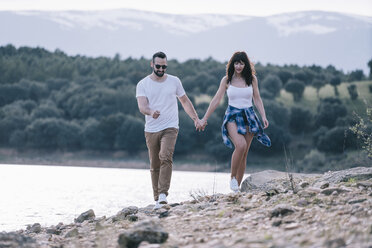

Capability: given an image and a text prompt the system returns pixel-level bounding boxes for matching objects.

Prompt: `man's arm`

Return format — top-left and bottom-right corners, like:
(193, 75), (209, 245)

(178, 94), (201, 129)
(137, 96), (160, 119)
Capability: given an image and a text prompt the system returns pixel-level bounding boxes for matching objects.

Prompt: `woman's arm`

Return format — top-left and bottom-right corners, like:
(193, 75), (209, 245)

(252, 75), (269, 128)
(201, 76), (228, 125)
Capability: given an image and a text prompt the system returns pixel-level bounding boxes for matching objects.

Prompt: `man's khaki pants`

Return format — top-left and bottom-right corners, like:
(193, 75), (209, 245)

(145, 128), (178, 201)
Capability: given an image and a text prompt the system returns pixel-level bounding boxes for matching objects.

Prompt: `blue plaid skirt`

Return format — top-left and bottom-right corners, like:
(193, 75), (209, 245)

(222, 105), (271, 148)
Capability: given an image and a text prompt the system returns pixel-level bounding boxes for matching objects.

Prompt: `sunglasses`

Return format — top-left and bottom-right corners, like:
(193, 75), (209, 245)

(154, 64), (167, 69)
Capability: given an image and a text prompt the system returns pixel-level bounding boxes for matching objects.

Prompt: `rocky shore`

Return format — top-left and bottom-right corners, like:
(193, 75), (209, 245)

(1, 167), (372, 248)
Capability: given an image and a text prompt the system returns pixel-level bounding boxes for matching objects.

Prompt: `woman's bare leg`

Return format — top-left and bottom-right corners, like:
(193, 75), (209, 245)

(236, 132), (254, 185)
(226, 122), (247, 179)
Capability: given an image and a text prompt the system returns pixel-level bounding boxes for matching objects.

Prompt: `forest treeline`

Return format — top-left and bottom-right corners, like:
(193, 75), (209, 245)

(0, 45), (371, 171)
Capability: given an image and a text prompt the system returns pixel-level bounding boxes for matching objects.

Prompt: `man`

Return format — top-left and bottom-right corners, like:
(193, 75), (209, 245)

(136, 52), (201, 209)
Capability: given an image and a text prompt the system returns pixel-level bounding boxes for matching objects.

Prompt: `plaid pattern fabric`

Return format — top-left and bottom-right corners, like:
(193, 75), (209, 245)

(222, 105), (271, 148)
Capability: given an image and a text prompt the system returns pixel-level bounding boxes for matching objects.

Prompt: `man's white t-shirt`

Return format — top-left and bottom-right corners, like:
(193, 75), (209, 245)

(136, 74), (186, 132)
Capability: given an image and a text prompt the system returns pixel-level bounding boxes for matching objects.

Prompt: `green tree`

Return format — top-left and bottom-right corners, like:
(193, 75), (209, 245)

(311, 79), (325, 99)
(330, 76), (341, 96)
(0, 84), (29, 106)
(348, 70), (365, 82)
(294, 71), (307, 84)
(261, 74), (283, 98)
(368, 59), (372, 79)
(284, 79), (305, 102)
(277, 70), (292, 85)
(347, 84), (358, 100)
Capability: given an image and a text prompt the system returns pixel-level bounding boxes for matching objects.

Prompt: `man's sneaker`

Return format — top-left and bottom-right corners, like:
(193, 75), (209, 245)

(158, 193), (168, 204)
(153, 201), (162, 210)
(230, 177), (239, 192)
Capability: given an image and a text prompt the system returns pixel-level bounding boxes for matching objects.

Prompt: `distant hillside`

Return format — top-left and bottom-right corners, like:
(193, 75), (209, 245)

(0, 9), (371, 72)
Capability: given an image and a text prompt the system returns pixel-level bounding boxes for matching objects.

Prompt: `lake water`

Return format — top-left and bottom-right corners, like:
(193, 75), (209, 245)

(0, 164), (231, 232)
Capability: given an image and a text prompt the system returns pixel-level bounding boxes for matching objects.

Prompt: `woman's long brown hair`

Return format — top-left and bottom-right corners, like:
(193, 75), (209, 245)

(226, 51), (256, 86)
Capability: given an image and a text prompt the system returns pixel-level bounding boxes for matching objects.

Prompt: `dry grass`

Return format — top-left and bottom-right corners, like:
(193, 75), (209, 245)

(277, 80), (372, 114)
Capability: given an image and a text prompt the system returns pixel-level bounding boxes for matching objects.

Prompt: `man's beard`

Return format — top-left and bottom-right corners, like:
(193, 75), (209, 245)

(154, 70), (164, 77)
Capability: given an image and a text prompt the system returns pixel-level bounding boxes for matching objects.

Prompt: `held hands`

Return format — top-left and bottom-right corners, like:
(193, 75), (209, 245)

(194, 118), (207, 132)
(200, 118), (208, 131)
(194, 118), (202, 132)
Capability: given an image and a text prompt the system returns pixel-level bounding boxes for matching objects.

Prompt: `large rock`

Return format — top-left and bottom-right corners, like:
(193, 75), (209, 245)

(118, 220), (168, 248)
(270, 204), (296, 218)
(0, 232), (36, 248)
(320, 187), (350, 196)
(113, 206), (139, 222)
(320, 167), (372, 184)
(64, 228), (79, 238)
(74, 209), (95, 223)
(241, 170), (319, 192)
(27, 223), (41, 234)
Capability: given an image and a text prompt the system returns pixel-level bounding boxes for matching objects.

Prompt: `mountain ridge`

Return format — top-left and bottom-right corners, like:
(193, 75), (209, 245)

(0, 9), (371, 72)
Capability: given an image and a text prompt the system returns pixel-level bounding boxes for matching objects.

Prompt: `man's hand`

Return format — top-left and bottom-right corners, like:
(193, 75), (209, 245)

(151, 110), (160, 119)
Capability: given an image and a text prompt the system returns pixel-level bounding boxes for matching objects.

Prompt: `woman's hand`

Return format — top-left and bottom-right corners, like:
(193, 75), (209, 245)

(262, 117), (269, 129)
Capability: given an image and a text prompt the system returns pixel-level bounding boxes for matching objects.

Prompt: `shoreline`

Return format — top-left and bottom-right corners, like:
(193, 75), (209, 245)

(0, 161), (222, 173)
(0, 148), (224, 172)
(2, 167), (371, 248)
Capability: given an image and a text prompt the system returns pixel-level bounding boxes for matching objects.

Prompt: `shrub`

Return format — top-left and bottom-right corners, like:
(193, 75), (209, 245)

(315, 98), (347, 128)
(205, 134), (232, 162)
(175, 111), (199, 155)
(115, 115), (145, 153)
(30, 103), (64, 119)
(316, 126), (357, 153)
(350, 107), (372, 158)
(25, 118), (81, 149)
(296, 149), (326, 173)
(289, 107), (313, 134)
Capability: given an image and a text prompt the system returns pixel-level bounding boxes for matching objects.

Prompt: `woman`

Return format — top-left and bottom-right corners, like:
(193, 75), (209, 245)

(200, 51), (271, 192)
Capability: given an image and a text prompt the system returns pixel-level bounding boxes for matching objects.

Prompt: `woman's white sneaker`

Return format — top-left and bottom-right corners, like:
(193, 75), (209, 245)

(230, 177), (239, 192)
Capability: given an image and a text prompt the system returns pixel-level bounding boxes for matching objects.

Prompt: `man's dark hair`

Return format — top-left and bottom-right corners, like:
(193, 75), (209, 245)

(152, 52), (167, 62)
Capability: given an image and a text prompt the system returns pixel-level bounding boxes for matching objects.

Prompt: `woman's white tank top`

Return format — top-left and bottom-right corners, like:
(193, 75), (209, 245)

(226, 84), (253, 109)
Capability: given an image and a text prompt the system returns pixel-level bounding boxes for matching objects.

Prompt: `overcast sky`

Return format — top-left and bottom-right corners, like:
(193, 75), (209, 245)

(0, 0), (371, 17)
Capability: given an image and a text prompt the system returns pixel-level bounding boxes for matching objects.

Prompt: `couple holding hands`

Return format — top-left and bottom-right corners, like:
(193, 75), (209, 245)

(136, 51), (271, 209)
